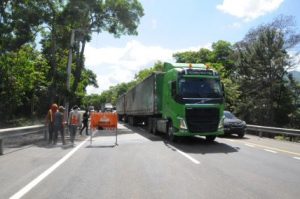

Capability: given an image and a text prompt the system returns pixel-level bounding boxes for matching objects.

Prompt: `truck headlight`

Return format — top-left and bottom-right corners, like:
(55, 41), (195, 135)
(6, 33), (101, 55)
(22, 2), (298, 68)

(178, 117), (187, 129)
(218, 116), (224, 129)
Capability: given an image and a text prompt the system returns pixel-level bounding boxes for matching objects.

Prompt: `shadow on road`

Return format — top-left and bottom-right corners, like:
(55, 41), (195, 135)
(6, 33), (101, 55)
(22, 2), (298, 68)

(124, 123), (239, 154)
(219, 134), (250, 140)
(165, 138), (239, 155)
(86, 145), (116, 148)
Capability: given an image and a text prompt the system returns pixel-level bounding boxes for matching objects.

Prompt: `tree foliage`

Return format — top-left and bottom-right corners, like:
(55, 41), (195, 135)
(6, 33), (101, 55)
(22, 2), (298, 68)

(172, 16), (300, 127)
(0, 0), (144, 126)
(0, 45), (49, 120)
(234, 15), (300, 126)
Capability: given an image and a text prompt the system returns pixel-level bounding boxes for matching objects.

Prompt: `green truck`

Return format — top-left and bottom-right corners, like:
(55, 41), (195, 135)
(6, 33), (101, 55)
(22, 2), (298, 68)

(116, 62), (225, 141)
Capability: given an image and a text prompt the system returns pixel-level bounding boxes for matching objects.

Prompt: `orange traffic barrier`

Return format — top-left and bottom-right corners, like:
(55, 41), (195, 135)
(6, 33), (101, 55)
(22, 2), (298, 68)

(90, 112), (118, 130)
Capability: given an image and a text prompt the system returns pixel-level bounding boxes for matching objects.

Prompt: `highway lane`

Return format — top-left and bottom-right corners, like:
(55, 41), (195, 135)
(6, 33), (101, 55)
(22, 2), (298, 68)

(1, 123), (300, 199)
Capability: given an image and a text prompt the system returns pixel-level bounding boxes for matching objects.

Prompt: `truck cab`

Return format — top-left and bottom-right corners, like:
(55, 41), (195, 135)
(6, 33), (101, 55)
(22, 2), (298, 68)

(158, 63), (225, 141)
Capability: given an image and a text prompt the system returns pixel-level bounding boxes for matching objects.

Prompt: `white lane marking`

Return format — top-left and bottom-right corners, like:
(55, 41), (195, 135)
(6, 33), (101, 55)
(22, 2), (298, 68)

(227, 139), (235, 142)
(293, 157), (300, 160)
(225, 139), (300, 157)
(176, 149), (201, 165)
(168, 145), (200, 165)
(245, 143), (255, 148)
(264, 149), (278, 154)
(10, 137), (89, 199)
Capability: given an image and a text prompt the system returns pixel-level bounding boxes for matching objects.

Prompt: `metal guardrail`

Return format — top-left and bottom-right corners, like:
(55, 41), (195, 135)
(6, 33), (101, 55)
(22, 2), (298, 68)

(247, 124), (300, 141)
(0, 125), (47, 155)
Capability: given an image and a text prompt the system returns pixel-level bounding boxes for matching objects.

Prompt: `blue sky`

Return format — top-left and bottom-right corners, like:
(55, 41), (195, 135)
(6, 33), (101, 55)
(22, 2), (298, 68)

(85, 0), (300, 94)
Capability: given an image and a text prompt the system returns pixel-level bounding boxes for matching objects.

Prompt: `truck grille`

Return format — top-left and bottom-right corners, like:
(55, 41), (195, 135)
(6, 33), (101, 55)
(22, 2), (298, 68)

(186, 108), (219, 133)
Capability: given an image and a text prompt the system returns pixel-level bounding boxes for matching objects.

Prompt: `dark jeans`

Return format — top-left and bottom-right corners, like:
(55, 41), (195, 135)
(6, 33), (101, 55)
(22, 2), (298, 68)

(69, 125), (77, 143)
(53, 125), (65, 144)
(80, 122), (89, 135)
(48, 123), (54, 143)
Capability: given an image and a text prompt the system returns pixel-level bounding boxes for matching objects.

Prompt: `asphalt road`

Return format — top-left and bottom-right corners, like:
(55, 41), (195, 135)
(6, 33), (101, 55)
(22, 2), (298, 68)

(1, 123), (300, 199)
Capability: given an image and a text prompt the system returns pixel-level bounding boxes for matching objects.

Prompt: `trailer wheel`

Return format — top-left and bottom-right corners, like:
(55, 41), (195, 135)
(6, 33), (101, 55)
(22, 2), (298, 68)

(129, 117), (135, 126)
(152, 119), (158, 135)
(167, 122), (177, 142)
(147, 118), (153, 133)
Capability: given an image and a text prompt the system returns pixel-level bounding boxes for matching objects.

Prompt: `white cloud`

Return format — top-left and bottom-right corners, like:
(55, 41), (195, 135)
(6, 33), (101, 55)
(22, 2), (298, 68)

(289, 51), (300, 71)
(216, 0), (284, 21)
(84, 40), (210, 94)
(84, 40), (173, 94)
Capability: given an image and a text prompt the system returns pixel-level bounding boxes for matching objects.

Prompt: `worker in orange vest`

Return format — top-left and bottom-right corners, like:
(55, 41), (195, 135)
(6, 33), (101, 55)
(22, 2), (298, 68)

(68, 105), (81, 145)
(46, 103), (58, 144)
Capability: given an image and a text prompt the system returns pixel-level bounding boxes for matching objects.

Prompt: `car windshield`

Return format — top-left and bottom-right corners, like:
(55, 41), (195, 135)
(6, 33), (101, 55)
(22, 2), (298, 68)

(178, 77), (222, 98)
(224, 111), (236, 119)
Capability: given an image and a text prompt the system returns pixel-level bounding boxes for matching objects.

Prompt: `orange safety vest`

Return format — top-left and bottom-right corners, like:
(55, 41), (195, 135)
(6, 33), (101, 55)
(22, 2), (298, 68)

(71, 115), (79, 125)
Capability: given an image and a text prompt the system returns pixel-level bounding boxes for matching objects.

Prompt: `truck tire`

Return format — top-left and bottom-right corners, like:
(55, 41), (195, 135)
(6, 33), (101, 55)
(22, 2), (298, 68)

(147, 118), (153, 133)
(129, 116), (135, 126)
(124, 116), (128, 123)
(152, 119), (158, 135)
(118, 115), (123, 122)
(206, 135), (216, 142)
(167, 122), (177, 142)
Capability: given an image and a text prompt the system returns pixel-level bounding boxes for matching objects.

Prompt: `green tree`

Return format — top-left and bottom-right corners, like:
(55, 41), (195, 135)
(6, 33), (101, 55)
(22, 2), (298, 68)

(59, 0), (144, 95)
(173, 48), (213, 63)
(233, 15), (300, 126)
(0, 0), (45, 54)
(211, 40), (234, 77)
(0, 45), (49, 120)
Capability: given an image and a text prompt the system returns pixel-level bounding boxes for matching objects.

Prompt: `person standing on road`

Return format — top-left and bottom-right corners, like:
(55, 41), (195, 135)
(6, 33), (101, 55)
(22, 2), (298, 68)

(79, 109), (89, 136)
(46, 103), (58, 144)
(68, 105), (80, 145)
(53, 106), (66, 145)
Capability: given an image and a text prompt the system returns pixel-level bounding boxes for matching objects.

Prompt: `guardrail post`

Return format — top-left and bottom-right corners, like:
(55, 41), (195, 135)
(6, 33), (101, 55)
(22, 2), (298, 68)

(259, 131), (262, 138)
(0, 139), (3, 155)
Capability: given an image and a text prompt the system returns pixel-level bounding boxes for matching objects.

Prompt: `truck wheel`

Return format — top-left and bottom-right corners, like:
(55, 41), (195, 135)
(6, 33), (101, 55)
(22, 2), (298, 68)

(129, 117), (134, 126)
(152, 119), (158, 135)
(147, 118), (153, 133)
(206, 135), (216, 142)
(118, 115), (123, 122)
(167, 122), (177, 142)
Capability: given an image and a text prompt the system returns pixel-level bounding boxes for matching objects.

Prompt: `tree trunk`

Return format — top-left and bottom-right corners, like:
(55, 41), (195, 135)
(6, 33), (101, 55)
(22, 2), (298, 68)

(72, 39), (86, 93)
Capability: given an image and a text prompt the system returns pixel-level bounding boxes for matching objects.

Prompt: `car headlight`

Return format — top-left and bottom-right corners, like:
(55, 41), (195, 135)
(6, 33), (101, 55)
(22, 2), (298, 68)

(178, 117), (187, 129)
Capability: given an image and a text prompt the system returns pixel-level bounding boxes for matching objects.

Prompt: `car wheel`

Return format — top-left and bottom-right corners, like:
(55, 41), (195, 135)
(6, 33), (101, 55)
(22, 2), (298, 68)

(238, 132), (245, 138)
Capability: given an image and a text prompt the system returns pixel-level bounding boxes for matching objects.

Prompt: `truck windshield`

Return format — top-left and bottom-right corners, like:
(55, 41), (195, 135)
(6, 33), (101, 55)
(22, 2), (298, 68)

(178, 78), (222, 98)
